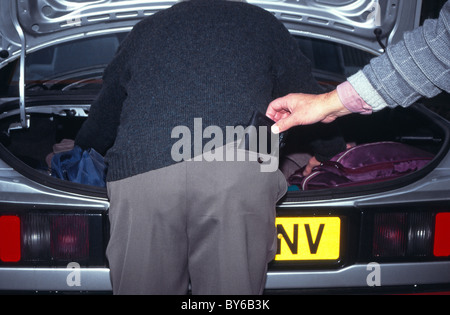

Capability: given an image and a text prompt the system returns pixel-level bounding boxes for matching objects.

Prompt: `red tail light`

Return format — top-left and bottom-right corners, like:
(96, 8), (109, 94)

(0, 216), (21, 262)
(434, 213), (450, 257)
(0, 212), (106, 267)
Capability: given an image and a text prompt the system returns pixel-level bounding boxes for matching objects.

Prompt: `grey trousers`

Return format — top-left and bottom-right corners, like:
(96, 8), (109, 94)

(106, 143), (287, 295)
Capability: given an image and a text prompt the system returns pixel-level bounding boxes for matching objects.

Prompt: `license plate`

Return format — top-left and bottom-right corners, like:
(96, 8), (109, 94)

(275, 217), (341, 261)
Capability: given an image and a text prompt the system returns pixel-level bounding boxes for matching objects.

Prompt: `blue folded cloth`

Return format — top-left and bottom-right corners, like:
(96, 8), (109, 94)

(51, 145), (107, 187)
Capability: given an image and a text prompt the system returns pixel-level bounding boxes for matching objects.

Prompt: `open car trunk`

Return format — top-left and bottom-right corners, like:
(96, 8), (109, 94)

(0, 95), (447, 200)
(280, 104), (449, 200)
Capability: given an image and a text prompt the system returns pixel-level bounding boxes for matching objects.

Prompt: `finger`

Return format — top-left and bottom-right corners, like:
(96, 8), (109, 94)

(266, 96), (290, 120)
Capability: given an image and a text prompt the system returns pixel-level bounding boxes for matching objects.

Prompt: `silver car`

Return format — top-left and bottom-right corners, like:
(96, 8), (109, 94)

(0, 0), (449, 294)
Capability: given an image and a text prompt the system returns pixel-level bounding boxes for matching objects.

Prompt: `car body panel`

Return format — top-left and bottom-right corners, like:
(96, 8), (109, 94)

(1, 0), (422, 68)
(1, 0), (449, 295)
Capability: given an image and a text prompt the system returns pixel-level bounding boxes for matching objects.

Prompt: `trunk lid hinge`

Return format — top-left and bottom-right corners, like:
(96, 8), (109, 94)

(9, 0), (30, 131)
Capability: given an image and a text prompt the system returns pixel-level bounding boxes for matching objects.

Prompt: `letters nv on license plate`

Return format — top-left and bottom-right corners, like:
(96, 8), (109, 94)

(275, 217), (341, 261)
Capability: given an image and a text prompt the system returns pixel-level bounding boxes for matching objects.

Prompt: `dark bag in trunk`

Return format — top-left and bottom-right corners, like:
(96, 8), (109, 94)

(288, 142), (434, 190)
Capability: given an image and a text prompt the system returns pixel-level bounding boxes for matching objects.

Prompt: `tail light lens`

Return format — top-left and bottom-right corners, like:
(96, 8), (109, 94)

(373, 213), (407, 257)
(51, 215), (89, 262)
(0, 212), (106, 266)
(407, 212), (434, 257)
(21, 213), (51, 262)
(434, 213), (450, 257)
(0, 216), (21, 262)
(369, 211), (450, 260)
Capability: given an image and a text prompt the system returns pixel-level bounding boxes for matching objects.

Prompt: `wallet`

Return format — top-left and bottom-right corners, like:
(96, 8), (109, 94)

(237, 110), (288, 155)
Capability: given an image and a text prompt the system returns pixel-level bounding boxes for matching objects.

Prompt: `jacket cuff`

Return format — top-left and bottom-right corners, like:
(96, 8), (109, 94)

(346, 71), (389, 112)
(336, 80), (373, 115)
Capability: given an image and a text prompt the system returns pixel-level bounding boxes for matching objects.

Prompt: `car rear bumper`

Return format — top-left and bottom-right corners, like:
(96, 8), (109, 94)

(266, 261), (450, 290)
(0, 267), (111, 292)
(1, 261), (449, 294)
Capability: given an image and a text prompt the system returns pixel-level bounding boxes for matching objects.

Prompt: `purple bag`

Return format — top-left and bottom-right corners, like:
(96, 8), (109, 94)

(288, 142), (434, 190)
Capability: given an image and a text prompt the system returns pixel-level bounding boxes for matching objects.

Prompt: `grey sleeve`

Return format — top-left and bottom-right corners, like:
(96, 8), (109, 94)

(347, 1), (450, 112)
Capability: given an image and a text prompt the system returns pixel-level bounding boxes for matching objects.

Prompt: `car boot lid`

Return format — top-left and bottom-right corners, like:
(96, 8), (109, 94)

(1, 0), (423, 66)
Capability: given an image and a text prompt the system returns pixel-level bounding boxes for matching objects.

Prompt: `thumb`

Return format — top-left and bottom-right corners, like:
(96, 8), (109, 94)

(271, 114), (298, 134)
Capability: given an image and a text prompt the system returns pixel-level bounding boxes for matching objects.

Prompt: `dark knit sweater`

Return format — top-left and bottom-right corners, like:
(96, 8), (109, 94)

(75, 0), (324, 182)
